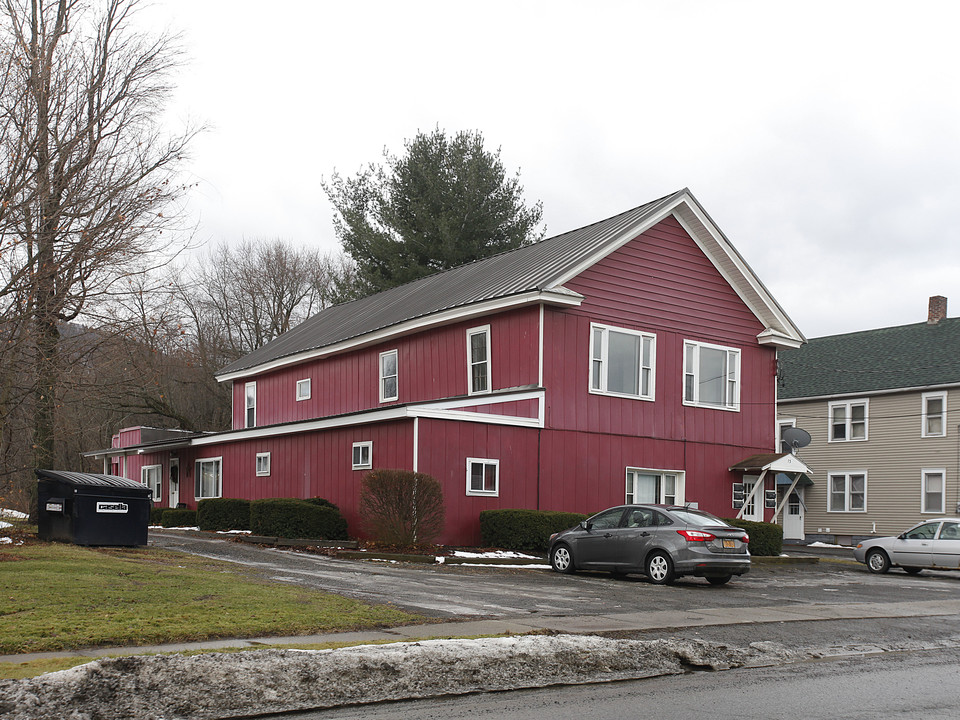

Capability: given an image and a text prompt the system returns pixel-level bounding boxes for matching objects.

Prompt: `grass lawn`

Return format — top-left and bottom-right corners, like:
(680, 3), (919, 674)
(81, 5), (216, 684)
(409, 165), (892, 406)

(0, 541), (423, 657)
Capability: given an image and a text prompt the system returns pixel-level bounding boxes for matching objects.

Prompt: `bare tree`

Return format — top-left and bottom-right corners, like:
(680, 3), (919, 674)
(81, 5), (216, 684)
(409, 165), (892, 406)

(0, 0), (198, 474)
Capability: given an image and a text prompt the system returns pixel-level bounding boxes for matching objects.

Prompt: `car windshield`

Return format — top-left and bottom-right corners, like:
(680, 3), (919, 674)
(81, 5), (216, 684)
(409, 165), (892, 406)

(669, 508), (730, 527)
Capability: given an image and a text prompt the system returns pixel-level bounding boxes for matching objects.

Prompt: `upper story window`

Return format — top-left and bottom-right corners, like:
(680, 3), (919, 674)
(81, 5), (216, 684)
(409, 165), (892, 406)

(141, 464), (162, 502)
(256, 452), (271, 477)
(352, 441), (372, 470)
(467, 325), (491, 395)
(244, 382), (257, 428)
(296, 378), (311, 401)
(380, 350), (398, 402)
(829, 399), (868, 442)
(778, 418), (797, 452)
(590, 324), (655, 400)
(922, 392), (947, 438)
(683, 341), (740, 411)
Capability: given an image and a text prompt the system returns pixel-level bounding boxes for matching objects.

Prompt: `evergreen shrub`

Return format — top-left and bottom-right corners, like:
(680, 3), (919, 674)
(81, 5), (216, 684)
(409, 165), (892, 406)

(197, 498), (251, 532)
(160, 508), (198, 528)
(250, 498), (349, 540)
(479, 509), (588, 552)
(722, 518), (783, 556)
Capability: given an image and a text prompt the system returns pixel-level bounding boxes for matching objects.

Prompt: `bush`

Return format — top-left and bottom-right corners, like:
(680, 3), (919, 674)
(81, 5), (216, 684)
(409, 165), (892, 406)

(722, 518), (783, 556)
(197, 498), (251, 532)
(359, 470), (445, 546)
(161, 508), (198, 528)
(250, 498), (349, 540)
(304, 497), (340, 511)
(480, 509), (589, 552)
(149, 506), (166, 525)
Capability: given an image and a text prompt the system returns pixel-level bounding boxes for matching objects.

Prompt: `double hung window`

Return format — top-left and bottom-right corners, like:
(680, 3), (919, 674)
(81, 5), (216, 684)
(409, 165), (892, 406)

(380, 350), (398, 402)
(141, 465), (162, 502)
(683, 341), (740, 410)
(467, 326), (491, 395)
(244, 382), (257, 428)
(829, 400), (867, 442)
(922, 469), (945, 514)
(922, 392), (946, 438)
(590, 324), (655, 400)
(625, 469), (679, 504)
(828, 472), (866, 512)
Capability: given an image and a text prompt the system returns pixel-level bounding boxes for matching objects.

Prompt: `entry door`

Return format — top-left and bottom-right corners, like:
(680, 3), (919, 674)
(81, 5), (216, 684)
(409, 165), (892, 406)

(169, 459), (180, 508)
(782, 489), (804, 540)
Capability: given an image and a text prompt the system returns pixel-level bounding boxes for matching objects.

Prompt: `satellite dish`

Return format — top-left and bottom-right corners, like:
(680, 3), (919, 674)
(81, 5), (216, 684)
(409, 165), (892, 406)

(781, 427), (812, 453)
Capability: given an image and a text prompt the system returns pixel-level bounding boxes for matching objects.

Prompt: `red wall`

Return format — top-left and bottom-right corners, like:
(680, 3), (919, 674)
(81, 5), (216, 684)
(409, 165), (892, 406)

(232, 306), (541, 429)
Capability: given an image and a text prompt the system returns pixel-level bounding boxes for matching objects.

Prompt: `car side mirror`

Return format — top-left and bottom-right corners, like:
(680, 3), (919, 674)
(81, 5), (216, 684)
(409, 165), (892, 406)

(580, 521), (591, 531)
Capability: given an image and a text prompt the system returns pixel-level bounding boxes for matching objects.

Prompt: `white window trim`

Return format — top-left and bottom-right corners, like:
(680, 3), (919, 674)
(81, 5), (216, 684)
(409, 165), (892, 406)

(466, 457), (499, 496)
(922, 391), (947, 438)
(467, 325), (492, 396)
(827, 471), (868, 513)
(296, 378), (311, 402)
(625, 468), (683, 505)
(256, 452), (271, 477)
(589, 323), (656, 401)
(244, 382), (257, 428)
(777, 418), (797, 453)
(921, 468), (946, 514)
(141, 464), (162, 502)
(828, 399), (869, 443)
(195, 457), (223, 500)
(379, 349), (399, 403)
(352, 441), (372, 470)
(682, 340), (740, 411)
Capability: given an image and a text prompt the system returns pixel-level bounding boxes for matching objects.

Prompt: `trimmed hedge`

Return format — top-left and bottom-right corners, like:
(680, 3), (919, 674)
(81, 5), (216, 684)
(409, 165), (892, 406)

(197, 498), (251, 532)
(250, 498), (349, 540)
(160, 508), (198, 528)
(722, 518), (783, 556)
(149, 506), (166, 525)
(480, 509), (589, 552)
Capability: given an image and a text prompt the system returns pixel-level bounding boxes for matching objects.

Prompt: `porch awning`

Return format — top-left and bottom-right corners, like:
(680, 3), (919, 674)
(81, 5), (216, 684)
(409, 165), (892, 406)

(728, 452), (812, 476)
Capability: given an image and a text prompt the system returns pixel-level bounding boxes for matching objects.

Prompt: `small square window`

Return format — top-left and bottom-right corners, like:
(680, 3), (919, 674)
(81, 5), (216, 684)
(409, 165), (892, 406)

(466, 458), (499, 496)
(256, 452), (271, 477)
(352, 441), (372, 470)
(296, 379), (311, 401)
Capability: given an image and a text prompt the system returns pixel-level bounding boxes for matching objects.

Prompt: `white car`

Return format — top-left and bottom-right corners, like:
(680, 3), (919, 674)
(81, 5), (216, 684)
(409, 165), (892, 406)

(854, 518), (960, 574)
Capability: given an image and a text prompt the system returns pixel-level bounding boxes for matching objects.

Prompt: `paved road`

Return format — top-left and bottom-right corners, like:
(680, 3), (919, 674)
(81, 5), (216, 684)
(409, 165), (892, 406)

(285, 646), (960, 720)
(149, 530), (960, 620)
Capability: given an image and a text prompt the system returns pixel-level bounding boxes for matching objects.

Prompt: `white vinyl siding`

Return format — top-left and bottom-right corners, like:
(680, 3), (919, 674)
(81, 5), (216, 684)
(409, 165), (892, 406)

(683, 341), (740, 410)
(590, 324), (655, 400)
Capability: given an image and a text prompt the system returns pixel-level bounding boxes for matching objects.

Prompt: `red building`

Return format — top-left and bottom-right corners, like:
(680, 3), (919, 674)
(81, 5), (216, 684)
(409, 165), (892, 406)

(87, 190), (805, 544)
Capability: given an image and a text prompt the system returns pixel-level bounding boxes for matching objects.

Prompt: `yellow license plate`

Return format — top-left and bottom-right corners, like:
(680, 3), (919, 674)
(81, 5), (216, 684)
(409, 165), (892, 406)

(722, 539), (736, 549)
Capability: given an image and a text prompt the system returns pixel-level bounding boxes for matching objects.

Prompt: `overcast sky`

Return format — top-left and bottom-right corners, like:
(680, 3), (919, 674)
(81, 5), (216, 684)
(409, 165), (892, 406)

(142, 0), (960, 339)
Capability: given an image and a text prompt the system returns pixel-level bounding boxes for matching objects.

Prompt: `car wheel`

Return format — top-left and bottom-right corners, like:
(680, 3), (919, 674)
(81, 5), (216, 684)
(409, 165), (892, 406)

(645, 551), (675, 585)
(865, 549), (891, 574)
(550, 544), (575, 574)
(903, 566), (923, 575)
(706, 575), (732, 586)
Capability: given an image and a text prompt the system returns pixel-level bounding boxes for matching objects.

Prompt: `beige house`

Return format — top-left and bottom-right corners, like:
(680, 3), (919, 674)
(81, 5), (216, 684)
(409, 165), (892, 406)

(777, 297), (959, 545)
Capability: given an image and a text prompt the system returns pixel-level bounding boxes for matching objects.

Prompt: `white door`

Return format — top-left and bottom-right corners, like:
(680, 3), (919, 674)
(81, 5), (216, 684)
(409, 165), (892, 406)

(782, 488), (804, 540)
(169, 459), (180, 508)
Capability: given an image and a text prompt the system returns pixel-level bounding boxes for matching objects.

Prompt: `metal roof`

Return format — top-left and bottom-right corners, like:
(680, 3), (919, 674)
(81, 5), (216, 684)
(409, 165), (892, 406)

(217, 189), (804, 380)
(35, 469), (150, 490)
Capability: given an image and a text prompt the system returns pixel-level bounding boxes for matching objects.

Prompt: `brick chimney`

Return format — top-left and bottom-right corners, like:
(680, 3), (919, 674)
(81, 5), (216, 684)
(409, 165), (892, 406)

(928, 295), (947, 325)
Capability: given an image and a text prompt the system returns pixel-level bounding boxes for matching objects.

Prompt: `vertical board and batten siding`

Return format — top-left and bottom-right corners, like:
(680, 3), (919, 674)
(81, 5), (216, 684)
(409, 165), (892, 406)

(416, 418), (540, 545)
(539, 216), (777, 519)
(231, 306), (541, 429)
(780, 390), (960, 540)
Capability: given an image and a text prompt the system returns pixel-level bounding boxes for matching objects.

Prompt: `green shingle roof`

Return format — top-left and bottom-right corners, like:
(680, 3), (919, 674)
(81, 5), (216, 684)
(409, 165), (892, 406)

(778, 317), (960, 400)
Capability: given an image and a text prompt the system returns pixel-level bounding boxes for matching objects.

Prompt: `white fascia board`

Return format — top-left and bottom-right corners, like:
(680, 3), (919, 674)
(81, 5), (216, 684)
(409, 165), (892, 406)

(410, 389), (545, 428)
(411, 408), (542, 429)
(757, 328), (805, 349)
(215, 289), (582, 383)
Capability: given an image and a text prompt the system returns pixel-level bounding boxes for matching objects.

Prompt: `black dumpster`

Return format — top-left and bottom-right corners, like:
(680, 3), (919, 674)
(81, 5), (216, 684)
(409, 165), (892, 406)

(37, 470), (152, 546)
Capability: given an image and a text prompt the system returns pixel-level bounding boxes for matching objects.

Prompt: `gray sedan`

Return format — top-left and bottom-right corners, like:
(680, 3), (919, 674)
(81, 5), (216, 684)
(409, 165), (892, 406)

(854, 518), (960, 574)
(547, 504), (750, 585)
